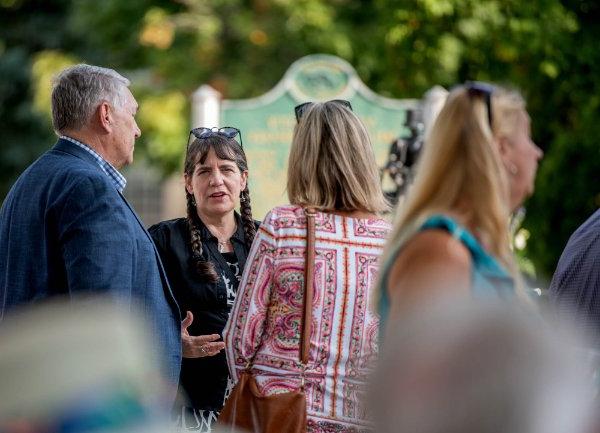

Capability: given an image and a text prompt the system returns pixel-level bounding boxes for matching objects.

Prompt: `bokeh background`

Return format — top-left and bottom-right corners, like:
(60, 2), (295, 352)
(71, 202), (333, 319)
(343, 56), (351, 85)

(1, 0), (599, 286)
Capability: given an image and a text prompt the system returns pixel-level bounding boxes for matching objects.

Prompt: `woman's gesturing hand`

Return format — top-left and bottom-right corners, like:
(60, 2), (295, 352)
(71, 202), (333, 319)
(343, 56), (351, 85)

(181, 311), (225, 358)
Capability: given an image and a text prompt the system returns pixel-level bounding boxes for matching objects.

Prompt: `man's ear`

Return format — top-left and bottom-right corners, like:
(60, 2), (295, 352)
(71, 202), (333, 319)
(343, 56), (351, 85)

(98, 101), (112, 133)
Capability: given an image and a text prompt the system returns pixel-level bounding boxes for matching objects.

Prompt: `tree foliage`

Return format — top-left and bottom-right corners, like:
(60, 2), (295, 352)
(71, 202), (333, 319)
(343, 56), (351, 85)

(0, 0), (598, 281)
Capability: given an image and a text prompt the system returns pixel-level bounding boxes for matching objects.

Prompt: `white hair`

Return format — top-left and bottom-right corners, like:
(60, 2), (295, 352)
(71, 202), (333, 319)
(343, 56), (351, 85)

(51, 64), (130, 134)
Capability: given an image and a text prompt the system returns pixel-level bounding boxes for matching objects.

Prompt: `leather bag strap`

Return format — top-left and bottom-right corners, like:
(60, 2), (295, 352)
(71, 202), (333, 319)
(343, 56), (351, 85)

(300, 207), (317, 365)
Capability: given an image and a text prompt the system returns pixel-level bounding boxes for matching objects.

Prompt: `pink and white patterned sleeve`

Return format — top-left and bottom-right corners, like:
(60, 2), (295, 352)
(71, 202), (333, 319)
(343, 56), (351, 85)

(224, 210), (277, 383)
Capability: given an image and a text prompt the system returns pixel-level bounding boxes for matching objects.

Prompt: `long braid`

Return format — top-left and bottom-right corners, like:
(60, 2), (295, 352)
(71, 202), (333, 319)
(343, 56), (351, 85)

(240, 186), (256, 249)
(186, 192), (219, 283)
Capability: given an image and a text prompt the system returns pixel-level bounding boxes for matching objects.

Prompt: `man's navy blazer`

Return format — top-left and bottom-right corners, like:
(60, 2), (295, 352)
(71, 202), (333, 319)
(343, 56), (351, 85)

(0, 138), (182, 387)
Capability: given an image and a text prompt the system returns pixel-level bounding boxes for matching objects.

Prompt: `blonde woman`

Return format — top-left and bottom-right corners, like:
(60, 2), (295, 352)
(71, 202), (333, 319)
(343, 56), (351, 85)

(224, 101), (391, 432)
(375, 82), (543, 332)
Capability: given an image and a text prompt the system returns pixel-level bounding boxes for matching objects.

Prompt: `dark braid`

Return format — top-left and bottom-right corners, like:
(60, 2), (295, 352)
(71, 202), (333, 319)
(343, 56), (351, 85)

(240, 186), (256, 249)
(186, 192), (219, 283)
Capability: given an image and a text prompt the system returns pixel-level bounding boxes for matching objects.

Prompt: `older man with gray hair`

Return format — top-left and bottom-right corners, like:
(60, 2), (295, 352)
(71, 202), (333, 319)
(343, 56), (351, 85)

(0, 64), (181, 399)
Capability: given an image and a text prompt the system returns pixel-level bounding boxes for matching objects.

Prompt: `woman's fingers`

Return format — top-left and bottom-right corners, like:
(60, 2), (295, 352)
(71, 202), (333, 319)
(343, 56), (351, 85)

(181, 311), (194, 330)
(182, 334), (225, 358)
(193, 341), (225, 358)
(203, 341), (226, 352)
(191, 333), (221, 344)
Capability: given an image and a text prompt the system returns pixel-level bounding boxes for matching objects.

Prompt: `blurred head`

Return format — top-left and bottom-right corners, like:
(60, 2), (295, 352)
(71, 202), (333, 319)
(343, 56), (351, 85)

(383, 83), (541, 275)
(52, 64), (141, 168)
(372, 299), (596, 433)
(0, 298), (171, 433)
(287, 100), (389, 213)
(184, 129), (255, 281)
(492, 89), (543, 211)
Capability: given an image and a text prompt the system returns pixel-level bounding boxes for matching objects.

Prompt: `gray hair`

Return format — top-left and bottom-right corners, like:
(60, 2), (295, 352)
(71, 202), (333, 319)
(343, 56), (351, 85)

(51, 64), (130, 134)
(372, 298), (597, 433)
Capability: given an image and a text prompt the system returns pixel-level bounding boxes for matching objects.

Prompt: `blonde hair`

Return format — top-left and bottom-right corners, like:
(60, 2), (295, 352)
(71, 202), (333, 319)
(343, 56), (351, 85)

(376, 84), (527, 300)
(286, 101), (389, 213)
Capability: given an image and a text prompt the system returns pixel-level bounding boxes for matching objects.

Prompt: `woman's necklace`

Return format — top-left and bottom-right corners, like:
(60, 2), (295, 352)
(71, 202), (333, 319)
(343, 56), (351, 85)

(217, 239), (229, 253)
(204, 217), (236, 254)
(211, 226), (236, 253)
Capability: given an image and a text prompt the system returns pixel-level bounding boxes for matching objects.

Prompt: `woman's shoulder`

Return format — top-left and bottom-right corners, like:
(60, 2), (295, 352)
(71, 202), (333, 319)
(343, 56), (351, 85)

(386, 229), (472, 306)
(148, 217), (188, 243)
(354, 212), (392, 230)
(419, 213), (462, 233)
(252, 205), (313, 240)
(260, 205), (305, 226)
(418, 213), (489, 261)
(267, 204), (304, 218)
(402, 229), (471, 266)
(384, 214), (471, 281)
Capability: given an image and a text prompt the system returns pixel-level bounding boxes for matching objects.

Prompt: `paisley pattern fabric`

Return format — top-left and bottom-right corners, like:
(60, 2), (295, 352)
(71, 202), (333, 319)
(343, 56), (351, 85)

(224, 205), (391, 432)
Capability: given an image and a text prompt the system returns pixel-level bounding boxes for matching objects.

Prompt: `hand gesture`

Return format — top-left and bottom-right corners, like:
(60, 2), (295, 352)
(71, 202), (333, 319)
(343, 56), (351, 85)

(181, 311), (225, 358)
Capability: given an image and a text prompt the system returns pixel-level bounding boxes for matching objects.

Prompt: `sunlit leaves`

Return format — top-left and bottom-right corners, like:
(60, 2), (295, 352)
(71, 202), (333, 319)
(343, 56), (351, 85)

(137, 91), (188, 174)
(139, 7), (175, 50)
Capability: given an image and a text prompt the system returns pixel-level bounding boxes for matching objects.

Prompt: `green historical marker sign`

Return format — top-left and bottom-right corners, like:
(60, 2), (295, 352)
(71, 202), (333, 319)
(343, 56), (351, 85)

(220, 54), (419, 219)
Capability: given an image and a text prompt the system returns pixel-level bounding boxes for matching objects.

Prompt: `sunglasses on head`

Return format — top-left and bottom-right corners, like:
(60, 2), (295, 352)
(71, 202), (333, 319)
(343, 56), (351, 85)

(464, 81), (496, 128)
(188, 126), (243, 148)
(294, 99), (353, 123)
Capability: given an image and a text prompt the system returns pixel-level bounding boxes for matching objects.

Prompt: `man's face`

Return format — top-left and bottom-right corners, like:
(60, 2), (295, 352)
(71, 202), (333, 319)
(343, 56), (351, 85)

(108, 88), (141, 169)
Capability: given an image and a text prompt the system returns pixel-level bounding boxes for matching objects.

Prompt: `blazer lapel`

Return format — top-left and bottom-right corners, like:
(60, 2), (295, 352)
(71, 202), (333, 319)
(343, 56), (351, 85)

(117, 191), (180, 317)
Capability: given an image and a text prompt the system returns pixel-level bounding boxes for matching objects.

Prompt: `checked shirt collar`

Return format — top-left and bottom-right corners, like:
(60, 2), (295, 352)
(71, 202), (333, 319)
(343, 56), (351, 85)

(60, 135), (127, 193)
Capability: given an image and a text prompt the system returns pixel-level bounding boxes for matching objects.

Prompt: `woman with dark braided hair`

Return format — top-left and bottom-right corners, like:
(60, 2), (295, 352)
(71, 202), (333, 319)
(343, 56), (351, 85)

(149, 127), (258, 432)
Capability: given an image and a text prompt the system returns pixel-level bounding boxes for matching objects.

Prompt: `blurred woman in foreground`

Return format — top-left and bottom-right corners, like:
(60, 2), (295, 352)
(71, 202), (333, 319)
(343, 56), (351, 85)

(375, 82), (543, 332)
(371, 298), (596, 433)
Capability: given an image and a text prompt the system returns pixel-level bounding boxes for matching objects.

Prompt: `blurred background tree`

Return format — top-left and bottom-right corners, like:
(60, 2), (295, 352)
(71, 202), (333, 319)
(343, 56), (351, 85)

(0, 0), (598, 284)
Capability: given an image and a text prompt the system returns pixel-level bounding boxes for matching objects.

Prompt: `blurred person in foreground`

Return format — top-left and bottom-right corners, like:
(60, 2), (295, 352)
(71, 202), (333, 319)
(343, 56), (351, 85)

(371, 298), (597, 433)
(149, 127), (257, 431)
(374, 82), (544, 333)
(548, 208), (600, 348)
(0, 298), (173, 433)
(0, 64), (181, 396)
(223, 100), (391, 432)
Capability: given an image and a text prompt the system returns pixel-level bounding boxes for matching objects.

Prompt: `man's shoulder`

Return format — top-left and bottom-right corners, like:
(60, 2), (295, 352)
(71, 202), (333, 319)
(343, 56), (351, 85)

(148, 218), (188, 251)
(4, 149), (108, 204)
(549, 209), (600, 293)
(563, 209), (600, 254)
(21, 147), (107, 185)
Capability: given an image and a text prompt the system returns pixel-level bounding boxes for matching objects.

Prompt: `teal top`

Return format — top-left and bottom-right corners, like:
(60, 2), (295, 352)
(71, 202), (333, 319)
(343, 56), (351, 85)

(378, 214), (515, 334)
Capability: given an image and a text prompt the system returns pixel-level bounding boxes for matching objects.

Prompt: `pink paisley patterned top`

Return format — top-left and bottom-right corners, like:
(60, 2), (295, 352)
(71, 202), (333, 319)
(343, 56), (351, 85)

(224, 205), (391, 432)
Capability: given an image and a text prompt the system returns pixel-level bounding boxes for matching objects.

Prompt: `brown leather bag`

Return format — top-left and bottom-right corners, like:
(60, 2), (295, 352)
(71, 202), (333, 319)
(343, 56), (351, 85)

(217, 208), (317, 433)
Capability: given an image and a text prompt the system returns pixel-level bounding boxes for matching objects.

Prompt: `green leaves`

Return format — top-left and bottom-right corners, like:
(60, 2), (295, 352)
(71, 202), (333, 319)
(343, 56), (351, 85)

(1, 0), (598, 282)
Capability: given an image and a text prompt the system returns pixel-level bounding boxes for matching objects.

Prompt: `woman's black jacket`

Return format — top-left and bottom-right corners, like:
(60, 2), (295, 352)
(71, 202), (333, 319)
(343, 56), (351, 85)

(149, 213), (258, 411)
